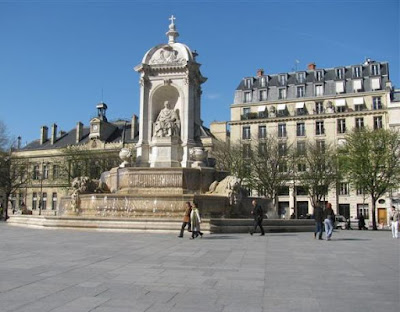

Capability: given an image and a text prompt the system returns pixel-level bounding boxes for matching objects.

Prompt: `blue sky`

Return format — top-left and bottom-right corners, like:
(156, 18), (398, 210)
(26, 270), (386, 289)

(0, 0), (399, 146)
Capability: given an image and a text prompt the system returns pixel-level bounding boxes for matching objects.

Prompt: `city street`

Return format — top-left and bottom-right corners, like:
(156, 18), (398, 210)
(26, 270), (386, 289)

(0, 223), (398, 312)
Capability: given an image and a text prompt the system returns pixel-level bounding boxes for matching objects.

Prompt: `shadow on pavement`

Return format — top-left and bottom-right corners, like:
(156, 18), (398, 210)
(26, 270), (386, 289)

(203, 235), (238, 239)
(333, 238), (371, 241)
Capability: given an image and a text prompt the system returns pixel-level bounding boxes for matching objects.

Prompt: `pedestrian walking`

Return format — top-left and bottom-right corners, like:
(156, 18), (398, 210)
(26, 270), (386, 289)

(323, 202), (335, 241)
(250, 200), (265, 236)
(190, 202), (203, 239)
(358, 212), (367, 230)
(346, 217), (353, 230)
(390, 206), (399, 239)
(178, 201), (192, 238)
(313, 204), (323, 240)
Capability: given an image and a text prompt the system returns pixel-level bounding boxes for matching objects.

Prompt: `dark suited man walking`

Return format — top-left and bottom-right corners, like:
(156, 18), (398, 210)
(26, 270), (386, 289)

(250, 200), (265, 236)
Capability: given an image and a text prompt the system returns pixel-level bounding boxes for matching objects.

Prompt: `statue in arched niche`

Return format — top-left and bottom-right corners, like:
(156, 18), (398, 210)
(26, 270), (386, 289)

(153, 101), (180, 137)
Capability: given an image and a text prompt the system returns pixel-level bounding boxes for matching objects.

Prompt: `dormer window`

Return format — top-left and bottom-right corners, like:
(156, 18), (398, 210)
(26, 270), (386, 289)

(371, 77), (381, 90)
(371, 64), (380, 76)
(353, 79), (362, 92)
(315, 70), (324, 81)
(244, 91), (252, 103)
(336, 68), (344, 80)
(296, 86), (305, 98)
(278, 88), (287, 100)
(336, 81), (345, 93)
(245, 78), (252, 88)
(260, 76), (267, 88)
(297, 72), (306, 83)
(259, 90), (267, 101)
(353, 66), (362, 78)
(315, 85), (324, 96)
(279, 74), (286, 85)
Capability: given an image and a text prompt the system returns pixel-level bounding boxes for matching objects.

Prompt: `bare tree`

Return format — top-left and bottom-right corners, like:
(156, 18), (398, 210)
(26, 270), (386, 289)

(339, 128), (400, 230)
(294, 140), (339, 211)
(0, 120), (8, 151)
(0, 121), (30, 219)
(211, 140), (252, 184)
(248, 136), (293, 211)
(56, 145), (125, 183)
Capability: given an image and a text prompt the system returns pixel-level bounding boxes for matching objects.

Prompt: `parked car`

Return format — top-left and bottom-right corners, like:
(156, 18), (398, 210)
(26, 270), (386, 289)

(334, 215), (347, 230)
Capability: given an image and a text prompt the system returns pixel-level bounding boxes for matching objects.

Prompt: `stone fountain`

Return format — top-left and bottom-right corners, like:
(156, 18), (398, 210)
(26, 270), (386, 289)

(57, 16), (245, 221)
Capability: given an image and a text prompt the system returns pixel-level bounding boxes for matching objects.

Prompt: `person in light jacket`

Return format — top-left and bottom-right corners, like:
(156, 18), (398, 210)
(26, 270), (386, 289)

(190, 202), (203, 239)
(323, 202), (335, 241)
(390, 206), (399, 239)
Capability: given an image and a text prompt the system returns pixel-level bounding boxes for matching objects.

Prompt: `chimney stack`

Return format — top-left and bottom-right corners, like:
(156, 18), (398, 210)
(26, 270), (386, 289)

(76, 122), (83, 144)
(51, 123), (57, 145)
(40, 126), (48, 145)
(257, 68), (264, 77)
(17, 136), (21, 149)
(131, 114), (139, 139)
(307, 63), (316, 70)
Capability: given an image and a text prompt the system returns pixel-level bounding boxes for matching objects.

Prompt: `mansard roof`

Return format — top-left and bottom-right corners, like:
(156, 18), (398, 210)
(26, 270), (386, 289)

(21, 120), (137, 151)
(236, 61), (390, 91)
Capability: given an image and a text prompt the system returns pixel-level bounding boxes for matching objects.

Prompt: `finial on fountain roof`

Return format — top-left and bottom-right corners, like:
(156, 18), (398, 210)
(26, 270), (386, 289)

(166, 15), (179, 44)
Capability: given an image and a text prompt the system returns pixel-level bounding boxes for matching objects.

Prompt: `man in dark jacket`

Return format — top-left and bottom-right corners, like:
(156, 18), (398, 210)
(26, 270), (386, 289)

(358, 212), (367, 230)
(250, 200), (265, 236)
(313, 204), (324, 240)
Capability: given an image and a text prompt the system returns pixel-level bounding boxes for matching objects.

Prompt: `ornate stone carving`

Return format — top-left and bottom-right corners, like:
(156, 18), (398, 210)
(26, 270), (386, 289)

(326, 101), (335, 113)
(150, 47), (185, 65)
(269, 106), (276, 118)
(119, 148), (132, 168)
(189, 146), (208, 167)
(153, 101), (180, 138)
(207, 176), (243, 206)
(139, 77), (150, 87)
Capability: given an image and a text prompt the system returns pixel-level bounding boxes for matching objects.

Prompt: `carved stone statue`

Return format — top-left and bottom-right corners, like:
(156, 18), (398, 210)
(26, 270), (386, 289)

(207, 175), (243, 206)
(70, 176), (98, 212)
(153, 101), (180, 137)
(269, 106), (276, 118)
(326, 101), (335, 113)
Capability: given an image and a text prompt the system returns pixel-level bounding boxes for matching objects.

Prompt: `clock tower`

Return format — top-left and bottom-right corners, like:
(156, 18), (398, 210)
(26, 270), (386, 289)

(89, 102), (116, 142)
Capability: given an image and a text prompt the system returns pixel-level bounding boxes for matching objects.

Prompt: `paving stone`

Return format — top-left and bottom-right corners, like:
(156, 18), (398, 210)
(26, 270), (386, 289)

(0, 223), (399, 312)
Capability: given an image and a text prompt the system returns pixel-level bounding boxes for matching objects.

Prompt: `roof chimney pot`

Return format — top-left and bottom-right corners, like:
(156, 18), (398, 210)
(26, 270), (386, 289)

(307, 63), (316, 70)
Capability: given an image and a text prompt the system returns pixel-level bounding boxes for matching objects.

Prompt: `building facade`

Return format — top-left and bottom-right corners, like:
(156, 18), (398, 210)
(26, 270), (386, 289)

(230, 59), (398, 225)
(8, 103), (138, 215)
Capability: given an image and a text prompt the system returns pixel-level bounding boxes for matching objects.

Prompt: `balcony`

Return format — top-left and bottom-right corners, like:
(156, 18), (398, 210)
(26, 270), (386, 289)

(296, 108), (308, 116)
(241, 112), (258, 120)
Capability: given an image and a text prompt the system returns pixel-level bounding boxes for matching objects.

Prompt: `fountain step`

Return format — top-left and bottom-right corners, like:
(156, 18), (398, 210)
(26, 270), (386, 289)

(6, 216), (314, 233)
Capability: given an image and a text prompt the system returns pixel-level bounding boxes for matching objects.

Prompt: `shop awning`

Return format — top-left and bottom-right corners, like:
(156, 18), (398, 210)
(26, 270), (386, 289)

(335, 99), (346, 107)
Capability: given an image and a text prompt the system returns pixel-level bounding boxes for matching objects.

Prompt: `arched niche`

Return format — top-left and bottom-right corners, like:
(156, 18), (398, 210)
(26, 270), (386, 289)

(151, 85), (180, 122)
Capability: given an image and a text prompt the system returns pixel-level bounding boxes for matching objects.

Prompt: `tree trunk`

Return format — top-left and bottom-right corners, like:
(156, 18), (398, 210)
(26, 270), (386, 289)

(274, 194), (279, 217)
(371, 198), (377, 230)
(2, 192), (10, 221)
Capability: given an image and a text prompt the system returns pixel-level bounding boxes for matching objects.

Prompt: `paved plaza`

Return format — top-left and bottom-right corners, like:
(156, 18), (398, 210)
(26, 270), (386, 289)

(0, 223), (399, 312)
